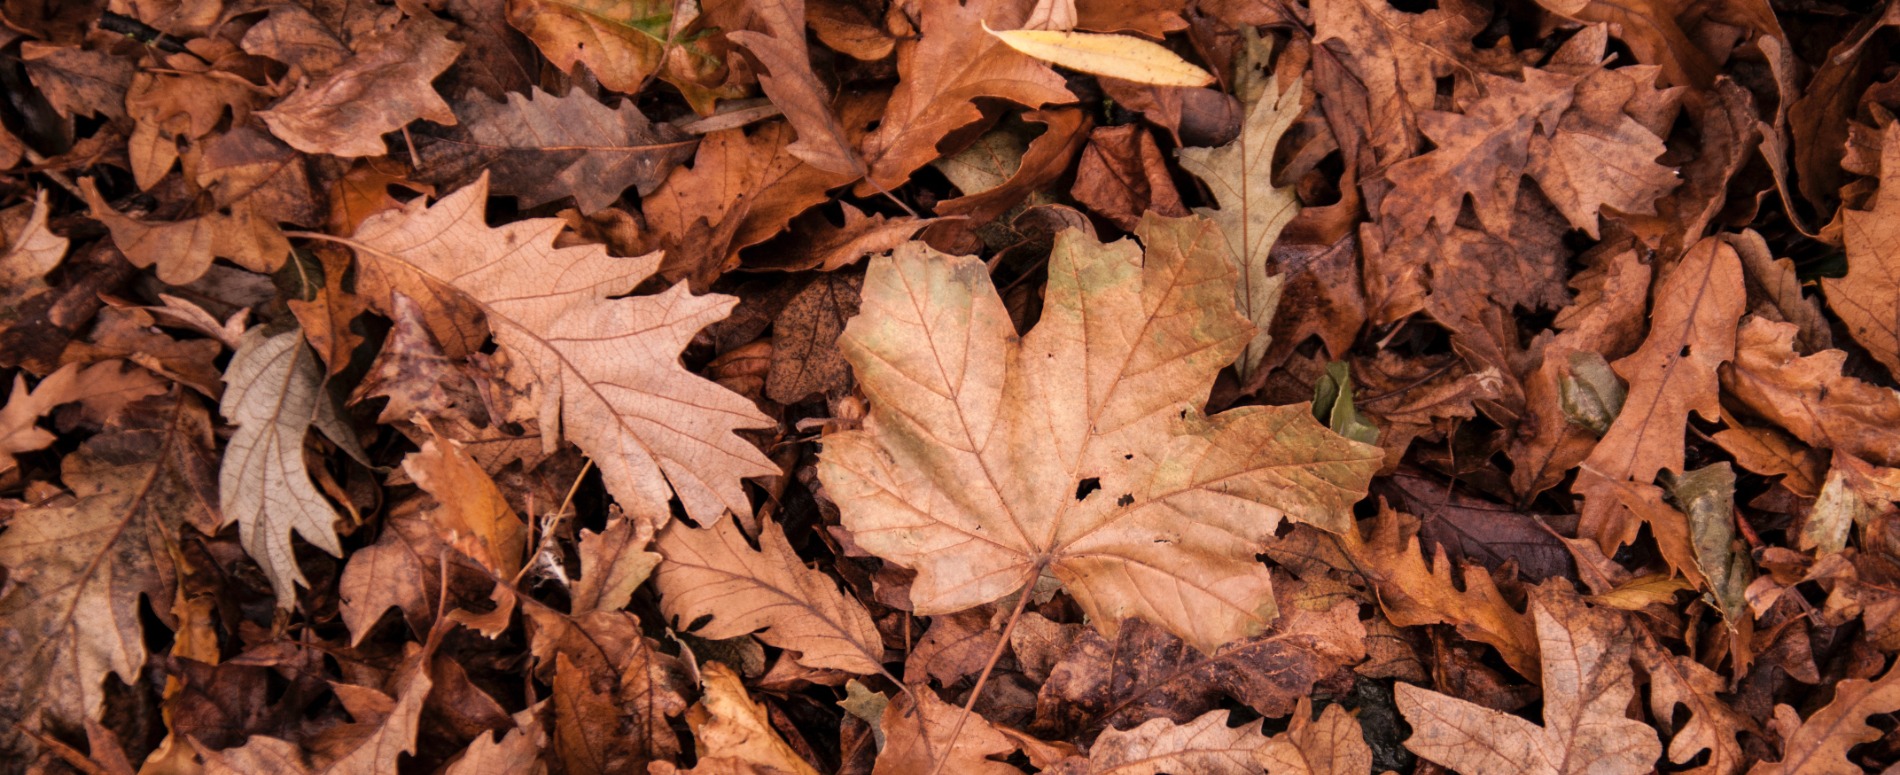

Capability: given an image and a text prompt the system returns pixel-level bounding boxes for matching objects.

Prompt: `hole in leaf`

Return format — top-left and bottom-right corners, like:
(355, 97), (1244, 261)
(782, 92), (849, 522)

(1116, 493), (1134, 507)
(1075, 477), (1101, 500)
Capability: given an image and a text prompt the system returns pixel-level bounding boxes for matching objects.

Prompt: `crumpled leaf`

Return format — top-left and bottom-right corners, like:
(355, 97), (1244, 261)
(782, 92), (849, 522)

(195, 642), (436, 774)
(218, 327), (347, 608)
(342, 174), (778, 526)
(0, 393), (215, 762)
(677, 661), (821, 775)
(1722, 316), (1900, 468)
(1827, 122), (1900, 379)
(1176, 30), (1299, 380)
(655, 517), (884, 675)
(858, 0), (1073, 191)
(819, 213), (1381, 653)
(1397, 591), (1662, 774)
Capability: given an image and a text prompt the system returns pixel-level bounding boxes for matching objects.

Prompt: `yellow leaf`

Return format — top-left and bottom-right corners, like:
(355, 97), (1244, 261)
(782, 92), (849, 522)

(984, 25), (1214, 87)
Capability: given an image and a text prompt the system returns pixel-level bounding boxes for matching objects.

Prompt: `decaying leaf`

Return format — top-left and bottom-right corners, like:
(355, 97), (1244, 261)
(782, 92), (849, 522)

(820, 213), (1380, 652)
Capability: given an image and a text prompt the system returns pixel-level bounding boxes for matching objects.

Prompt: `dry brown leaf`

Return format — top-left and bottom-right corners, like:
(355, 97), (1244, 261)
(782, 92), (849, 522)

(1397, 591), (1662, 774)
(875, 686), (1023, 775)
(506, 0), (745, 114)
(0, 393), (214, 762)
(0, 192), (69, 334)
(1255, 698), (1373, 775)
(1072, 124), (1188, 231)
(767, 272), (862, 404)
(655, 517), (884, 675)
(421, 86), (698, 213)
(572, 511), (661, 614)
(1530, 0), (1716, 87)
(527, 609), (691, 772)
(1079, 709), (1269, 774)
(195, 643), (435, 774)
(1345, 505), (1541, 678)
(259, 18), (462, 157)
(404, 427), (528, 579)
(1826, 122), (1900, 379)
(1636, 638), (1754, 775)
(679, 661), (822, 775)
(820, 214), (1381, 653)
(1751, 663), (1900, 774)
(857, 0), (1073, 191)
(80, 177), (289, 285)
(1176, 30), (1300, 381)
(342, 174), (779, 526)
(1725, 316), (1900, 467)
(728, 0), (863, 176)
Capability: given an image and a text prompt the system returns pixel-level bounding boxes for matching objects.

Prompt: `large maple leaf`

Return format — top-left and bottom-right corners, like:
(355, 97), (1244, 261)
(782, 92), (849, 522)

(336, 174), (778, 526)
(818, 214), (1380, 653)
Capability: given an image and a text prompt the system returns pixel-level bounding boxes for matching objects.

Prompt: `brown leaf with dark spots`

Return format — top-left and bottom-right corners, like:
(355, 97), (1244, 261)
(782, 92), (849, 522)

(767, 272), (861, 404)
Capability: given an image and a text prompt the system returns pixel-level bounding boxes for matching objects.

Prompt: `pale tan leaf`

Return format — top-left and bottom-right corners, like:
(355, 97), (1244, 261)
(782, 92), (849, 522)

(875, 686), (1023, 775)
(572, 512), (661, 614)
(218, 327), (345, 608)
(681, 661), (822, 775)
(1828, 122), (1900, 379)
(1750, 663), (1900, 774)
(1083, 709), (1269, 774)
(985, 26), (1214, 87)
(819, 214), (1380, 653)
(656, 517), (883, 675)
(1397, 592), (1661, 775)
(340, 174), (778, 526)
(1256, 698), (1372, 775)
(1176, 30), (1299, 381)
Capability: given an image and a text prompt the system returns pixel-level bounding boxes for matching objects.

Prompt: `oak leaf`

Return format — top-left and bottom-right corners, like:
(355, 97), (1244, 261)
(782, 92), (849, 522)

(258, 18), (463, 158)
(1397, 591), (1662, 774)
(819, 214), (1381, 653)
(1176, 30), (1299, 381)
(654, 517), (885, 675)
(1530, 0), (1716, 87)
(0, 393), (215, 761)
(218, 327), (349, 608)
(572, 511), (661, 614)
(728, 0), (863, 176)
(1725, 316), (1900, 471)
(1750, 663), (1900, 774)
(1636, 638), (1754, 775)
(1827, 122), (1900, 378)
(80, 177), (289, 285)
(421, 86), (698, 213)
(0, 192), (68, 335)
(341, 174), (779, 526)
(1255, 698), (1373, 775)
(858, 0), (1073, 191)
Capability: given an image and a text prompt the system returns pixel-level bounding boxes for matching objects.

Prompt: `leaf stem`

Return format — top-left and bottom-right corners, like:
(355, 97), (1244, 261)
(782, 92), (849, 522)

(926, 567), (1039, 775)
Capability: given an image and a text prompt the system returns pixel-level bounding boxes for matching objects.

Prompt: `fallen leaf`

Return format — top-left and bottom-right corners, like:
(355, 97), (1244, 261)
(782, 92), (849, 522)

(343, 174), (779, 526)
(655, 516), (884, 675)
(217, 327), (347, 608)
(985, 26), (1214, 87)
(1751, 663), (1900, 774)
(422, 86), (698, 212)
(820, 214), (1381, 653)
(857, 0), (1073, 191)
(1255, 698), (1373, 775)
(767, 272), (862, 404)
(1725, 316), (1900, 471)
(1080, 709), (1269, 774)
(1397, 591), (1662, 774)
(195, 642), (435, 774)
(0, 393), (214, 762)
(258, 18), (463, 157)
(876, 686), (1023, 775)
(1072, 124), (1188, 231)
(1176, 30), (1300, 380)
(679, 661), (822, 775)
(728, 0), (863, 176)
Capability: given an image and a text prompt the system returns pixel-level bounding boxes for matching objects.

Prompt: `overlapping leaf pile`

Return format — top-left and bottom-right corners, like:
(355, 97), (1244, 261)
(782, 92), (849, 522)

(3, 0), (1900, 772)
